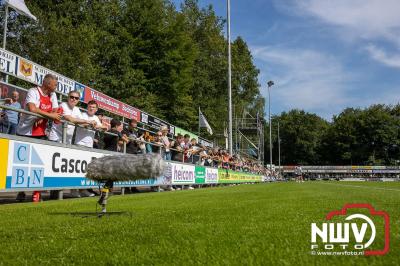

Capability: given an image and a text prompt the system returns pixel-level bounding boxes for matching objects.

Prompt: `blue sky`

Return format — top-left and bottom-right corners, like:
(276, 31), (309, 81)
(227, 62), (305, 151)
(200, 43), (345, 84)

(174, 0), (400, 120)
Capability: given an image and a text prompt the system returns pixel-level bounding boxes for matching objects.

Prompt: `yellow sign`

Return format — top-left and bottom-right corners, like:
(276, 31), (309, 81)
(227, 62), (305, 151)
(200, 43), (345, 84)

(0, 138), (9, 189)
(19, 59), (33, 77)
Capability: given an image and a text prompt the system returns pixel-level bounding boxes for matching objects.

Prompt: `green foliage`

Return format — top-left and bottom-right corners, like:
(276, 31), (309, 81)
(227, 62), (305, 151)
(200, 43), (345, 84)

(269, 105), (400, 166)
(268, 109), (329, 165)
(3, 0), (262, 135)
(321, 105), (400, 165)
(4, 1), (398, 165)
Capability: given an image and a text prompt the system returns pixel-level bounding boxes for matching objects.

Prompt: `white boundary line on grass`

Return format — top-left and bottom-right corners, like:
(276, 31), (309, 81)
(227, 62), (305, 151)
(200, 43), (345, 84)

(317, 182), (400, 192)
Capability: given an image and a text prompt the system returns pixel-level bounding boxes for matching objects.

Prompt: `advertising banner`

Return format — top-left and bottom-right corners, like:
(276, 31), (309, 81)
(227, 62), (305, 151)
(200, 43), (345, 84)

(218, 169), (262, 183)
(84, 87), (140, 121)
(195, 166), (205, 184)
(0, 48), (144, 121)
(0, 137), (260, 191)
(0, 49), (17, 77)
(205, 167), (218, 184)
(170, 162), (195, 184)
(1, 138), (161, 190)
(18, 59), (75, 95)
(0, 48), (75, 94)
(140, 112), (175, 137)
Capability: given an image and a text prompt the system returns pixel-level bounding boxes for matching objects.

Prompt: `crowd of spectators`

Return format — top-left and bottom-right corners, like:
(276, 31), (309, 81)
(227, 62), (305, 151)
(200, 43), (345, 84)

(1, 74), (275, 198)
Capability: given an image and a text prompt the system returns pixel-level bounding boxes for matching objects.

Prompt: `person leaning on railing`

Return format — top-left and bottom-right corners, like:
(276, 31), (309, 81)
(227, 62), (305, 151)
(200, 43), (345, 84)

(48, 90), (96, 144)
(171, 133), (184, 162)
(74, 100), (108, 148)
(159, 125), (171, 160)
(103, 119), (129, 152)
(16, 74), (61, 139)
(93, 110), (110, 149)
(14, 74), (62, 201)
(123, 119), (146, 154)
(0, 91), (21, 135)
(151, 131), (163, 154)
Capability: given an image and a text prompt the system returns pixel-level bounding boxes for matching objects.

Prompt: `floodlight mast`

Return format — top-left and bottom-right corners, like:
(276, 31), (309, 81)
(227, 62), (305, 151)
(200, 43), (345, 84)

(267, 80), (274, 171)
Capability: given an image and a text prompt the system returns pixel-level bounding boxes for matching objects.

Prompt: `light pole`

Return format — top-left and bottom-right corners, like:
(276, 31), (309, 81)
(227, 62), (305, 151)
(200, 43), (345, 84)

(227, 0), (233, 155)
(278, 121), (281, 174)
(2, 4), (8, 49)
(267, 80), (274, 171)
(2, 4), (9, 82)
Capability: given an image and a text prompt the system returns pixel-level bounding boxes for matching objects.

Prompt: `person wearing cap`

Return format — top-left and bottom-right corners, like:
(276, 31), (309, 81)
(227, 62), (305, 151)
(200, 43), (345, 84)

(93, 110), (110, 149)
(160, 125), (171, 160)
(123, 119), (145, 154)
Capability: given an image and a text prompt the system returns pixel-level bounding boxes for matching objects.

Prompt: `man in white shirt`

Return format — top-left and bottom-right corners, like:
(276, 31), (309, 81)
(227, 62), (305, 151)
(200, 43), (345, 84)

(17, 74), (61, 138)
(48, 90), (94, 144)
(74, 100), (107, 147)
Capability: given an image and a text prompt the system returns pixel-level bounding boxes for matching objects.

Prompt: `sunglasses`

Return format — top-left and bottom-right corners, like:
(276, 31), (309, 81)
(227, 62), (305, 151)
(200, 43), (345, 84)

(69, 96), (80, 100)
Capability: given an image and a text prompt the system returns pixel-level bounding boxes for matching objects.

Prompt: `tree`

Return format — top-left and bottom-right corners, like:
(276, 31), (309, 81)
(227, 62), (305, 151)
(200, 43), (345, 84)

(268, 110), (329, 165)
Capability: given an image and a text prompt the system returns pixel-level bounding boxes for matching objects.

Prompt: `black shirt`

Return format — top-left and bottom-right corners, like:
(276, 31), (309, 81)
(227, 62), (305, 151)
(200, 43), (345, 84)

(123, 127), (144, 154)
(103, 129), (122, 152)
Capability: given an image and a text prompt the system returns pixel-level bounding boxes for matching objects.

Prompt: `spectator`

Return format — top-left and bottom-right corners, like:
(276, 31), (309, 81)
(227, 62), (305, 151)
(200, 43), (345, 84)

(210, 148), (220, 167)
(0, 91), (21, 134)
(160, 125), (171, 160)
(124, 119), (145, 154)
(151, 131), (163, 154)
(74, 100), (106, 148)
(183, 134), (191, 149)
(16, 74), (61, 139)
(199, 147), (210, 166)
(48, 90), (94, 144)
(187, 138), (202, 164)
(103, 119), (128, 152)
(93, 110), (109, 149)
(143, 131), (155, 153)
(171, 134), (184, 162)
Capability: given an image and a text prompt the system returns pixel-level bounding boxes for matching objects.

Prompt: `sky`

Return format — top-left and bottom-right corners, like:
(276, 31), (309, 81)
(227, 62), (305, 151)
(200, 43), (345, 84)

(174, 0), (400, 120)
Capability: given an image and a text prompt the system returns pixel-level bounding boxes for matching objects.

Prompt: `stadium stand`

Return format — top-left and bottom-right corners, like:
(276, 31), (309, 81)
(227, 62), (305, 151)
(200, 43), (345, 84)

(0, 48), (270, 202)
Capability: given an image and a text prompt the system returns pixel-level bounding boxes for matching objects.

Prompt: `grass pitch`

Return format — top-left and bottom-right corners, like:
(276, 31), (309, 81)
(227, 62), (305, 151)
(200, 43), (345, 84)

(0, 182), (399, 265)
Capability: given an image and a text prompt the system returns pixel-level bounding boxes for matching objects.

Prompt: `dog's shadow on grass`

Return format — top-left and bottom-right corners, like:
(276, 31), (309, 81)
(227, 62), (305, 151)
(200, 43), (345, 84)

(49, 211), (133, 218)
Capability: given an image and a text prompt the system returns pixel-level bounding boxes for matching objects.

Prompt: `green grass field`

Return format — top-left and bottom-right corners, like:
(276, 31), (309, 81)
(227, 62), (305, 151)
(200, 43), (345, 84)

(0, 182), (399, 265)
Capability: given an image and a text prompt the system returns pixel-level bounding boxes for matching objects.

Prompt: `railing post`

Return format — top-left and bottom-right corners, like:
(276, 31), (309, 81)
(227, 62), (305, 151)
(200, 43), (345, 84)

(58, 190), (63, 200)
(62, 121), (68, 144)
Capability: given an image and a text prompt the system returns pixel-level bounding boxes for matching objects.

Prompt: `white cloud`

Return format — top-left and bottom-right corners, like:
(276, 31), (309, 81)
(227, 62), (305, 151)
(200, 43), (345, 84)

(277, 0), (400, 68)
(291, 0), (400, 40)
(252, 46), (352, 119)
(365, 44), (400, 68)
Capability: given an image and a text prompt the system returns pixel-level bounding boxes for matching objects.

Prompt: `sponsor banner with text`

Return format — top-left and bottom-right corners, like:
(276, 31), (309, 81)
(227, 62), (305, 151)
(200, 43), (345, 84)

(218, 169), (262, 183)
(205, 167), (218, 184)
(0, 48), (75, 94)
(2, 138), (160, 190)
(195, 166), (205, 184)
(170, 163), (196, 184)
(140, 112), (174, 137)
(0, 49), (17, 77)
(0, 138), (260, 190)
(84, 87), (140, 121)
